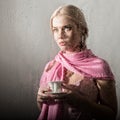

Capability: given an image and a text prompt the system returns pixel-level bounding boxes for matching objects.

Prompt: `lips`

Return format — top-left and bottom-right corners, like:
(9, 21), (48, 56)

(59, 41), (66, 46)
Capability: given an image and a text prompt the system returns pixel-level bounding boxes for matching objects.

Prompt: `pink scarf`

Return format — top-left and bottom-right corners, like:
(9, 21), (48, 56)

(38, 49), (114, 120)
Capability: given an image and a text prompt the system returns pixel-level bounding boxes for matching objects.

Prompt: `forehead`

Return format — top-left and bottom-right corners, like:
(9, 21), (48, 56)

(52, 15), (75, 27)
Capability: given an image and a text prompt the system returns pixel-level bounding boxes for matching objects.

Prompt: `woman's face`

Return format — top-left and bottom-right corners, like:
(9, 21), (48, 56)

(52, 15), (81, 53)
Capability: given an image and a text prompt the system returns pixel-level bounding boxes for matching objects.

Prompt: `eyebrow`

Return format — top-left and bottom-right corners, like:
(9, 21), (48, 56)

(52, 24), (73, 28)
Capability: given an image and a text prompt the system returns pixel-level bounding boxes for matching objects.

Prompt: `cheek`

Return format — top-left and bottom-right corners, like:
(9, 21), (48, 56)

(68, 32), (76, 41)
(69, 32), (80, 44)
(53, 33), (57, 41)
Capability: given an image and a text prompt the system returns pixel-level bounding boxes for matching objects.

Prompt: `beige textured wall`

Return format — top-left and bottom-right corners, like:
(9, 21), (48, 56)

(0, 0), (120, 119)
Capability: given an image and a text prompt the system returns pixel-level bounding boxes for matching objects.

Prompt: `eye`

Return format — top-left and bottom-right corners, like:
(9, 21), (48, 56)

(52, 28), (58, 32)
(63, 25), (72, 32)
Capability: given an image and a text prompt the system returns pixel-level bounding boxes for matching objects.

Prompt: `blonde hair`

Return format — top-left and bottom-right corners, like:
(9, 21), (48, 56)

(50, 5), (88, 49)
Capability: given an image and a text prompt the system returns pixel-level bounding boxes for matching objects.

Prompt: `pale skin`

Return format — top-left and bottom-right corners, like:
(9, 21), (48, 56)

(37, 15), (117, 120)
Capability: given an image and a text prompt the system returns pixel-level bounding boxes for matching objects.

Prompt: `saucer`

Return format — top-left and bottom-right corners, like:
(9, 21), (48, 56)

(51, 92), (67, 95)
(45, 92), (67, 96)
(45, 92), (67, 100)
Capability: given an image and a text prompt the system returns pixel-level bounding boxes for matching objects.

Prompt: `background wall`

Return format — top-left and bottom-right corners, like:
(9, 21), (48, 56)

(0, 0), (120, 120)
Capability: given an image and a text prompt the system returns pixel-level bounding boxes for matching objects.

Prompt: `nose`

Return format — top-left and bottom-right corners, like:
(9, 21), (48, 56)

(58, 29), (64, 39)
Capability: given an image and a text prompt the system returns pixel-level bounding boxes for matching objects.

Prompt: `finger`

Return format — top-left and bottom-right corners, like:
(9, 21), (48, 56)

(39, 88), (50, 93)
(37, 95), (44, 103)
(37, 97), (47, 103)
(37, 94), (50, 103)
(38, 88), (50, 97)
(62, 83), (73, 90)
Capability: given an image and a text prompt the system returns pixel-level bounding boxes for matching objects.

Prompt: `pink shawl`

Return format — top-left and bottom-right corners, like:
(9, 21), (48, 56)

(38, 49), (114, 120)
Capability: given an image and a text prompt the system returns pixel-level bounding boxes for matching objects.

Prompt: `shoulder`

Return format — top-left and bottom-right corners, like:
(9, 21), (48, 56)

(88, 50), (111, 70)
(94, 56), (114, 79)
(94, 56), (109, 67)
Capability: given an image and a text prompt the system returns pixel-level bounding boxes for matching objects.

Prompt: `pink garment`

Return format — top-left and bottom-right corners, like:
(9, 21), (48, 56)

(38, 49), (114, 120)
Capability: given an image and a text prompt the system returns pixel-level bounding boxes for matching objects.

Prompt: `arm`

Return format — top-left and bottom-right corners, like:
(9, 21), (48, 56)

(78, 80), (117, 120)
(89, 80), (117, 120)
(62, 80), (117, 120)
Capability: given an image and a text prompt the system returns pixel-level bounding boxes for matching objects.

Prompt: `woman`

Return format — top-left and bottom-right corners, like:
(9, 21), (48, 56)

(37, 5), (117, 120)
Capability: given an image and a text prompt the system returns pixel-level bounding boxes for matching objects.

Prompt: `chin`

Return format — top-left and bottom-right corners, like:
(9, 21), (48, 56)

(60, 49), (72, 53)
(59, 46), (66, 51)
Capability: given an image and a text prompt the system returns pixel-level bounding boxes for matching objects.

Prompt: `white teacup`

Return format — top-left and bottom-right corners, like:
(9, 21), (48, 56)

(48, 81), (62, 93)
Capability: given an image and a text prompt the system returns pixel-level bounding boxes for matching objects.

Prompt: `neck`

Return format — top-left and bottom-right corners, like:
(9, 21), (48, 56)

(65, 49), (81, 54)
(63, 47), (86, 54)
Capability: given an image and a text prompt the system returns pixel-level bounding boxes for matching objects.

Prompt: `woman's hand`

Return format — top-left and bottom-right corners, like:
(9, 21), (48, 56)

(37, 87), (52, 104)
(62, 83), (89, 110)
(37, 87), (64, 104)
